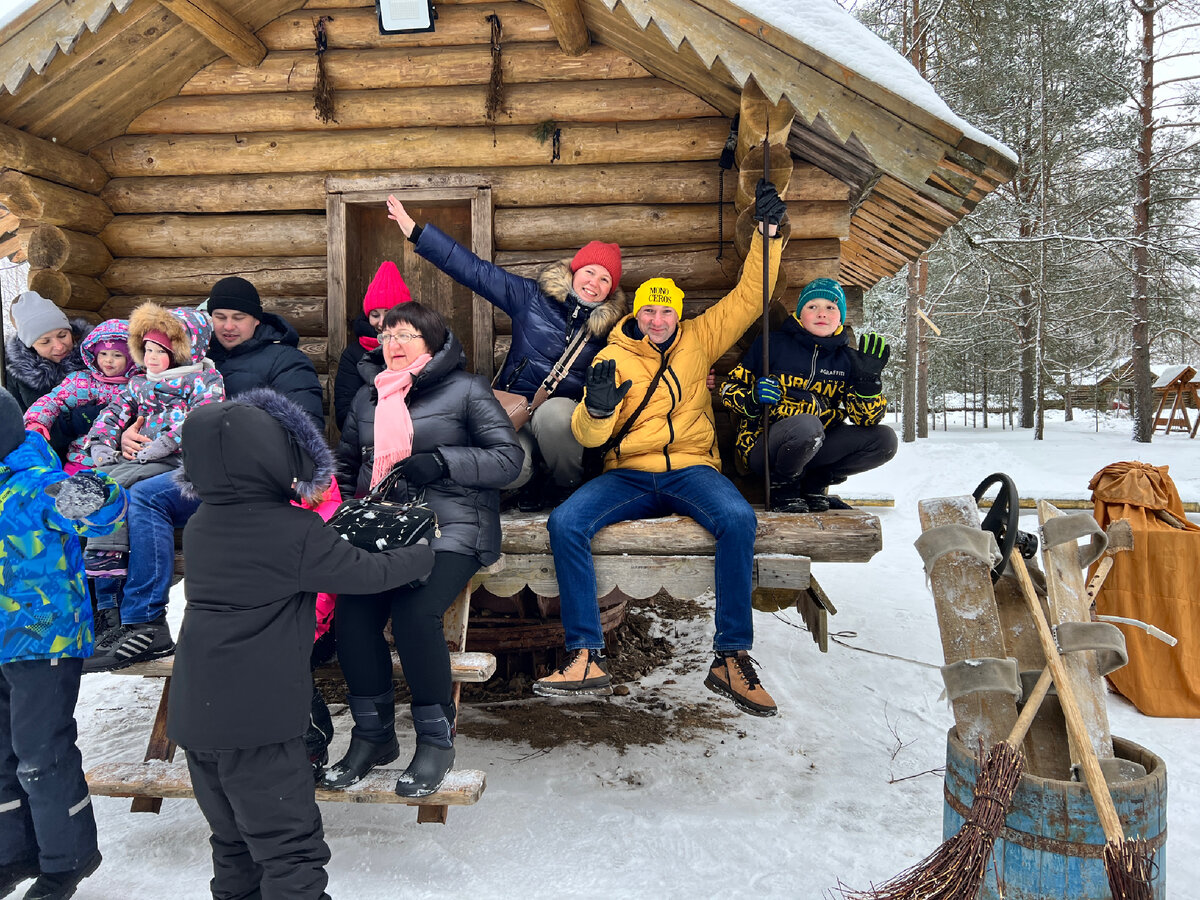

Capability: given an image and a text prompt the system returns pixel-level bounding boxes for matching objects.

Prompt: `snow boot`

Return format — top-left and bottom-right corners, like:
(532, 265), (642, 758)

(0, 856), (38, 896)
(394, 703), (455, 799)
(322, 690), (399, 789)
(82, 616), (174, 673)
(91, 607), (120, 648)
(22, 850), (101, 900)
(768, 482), (810, 514)
(704, 651), (777, 717)
(304, 685), (334, 780)
(532, 648), (612, 697)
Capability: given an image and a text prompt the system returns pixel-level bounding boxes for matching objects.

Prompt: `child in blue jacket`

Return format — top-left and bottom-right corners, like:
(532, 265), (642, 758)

(0, 389), (128, 899)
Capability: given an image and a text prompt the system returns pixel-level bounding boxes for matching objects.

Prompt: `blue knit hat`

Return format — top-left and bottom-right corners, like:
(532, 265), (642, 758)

(796, 278), (846, 324)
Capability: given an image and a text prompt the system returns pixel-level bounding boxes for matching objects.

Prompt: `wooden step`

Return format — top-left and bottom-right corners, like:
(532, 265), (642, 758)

(109, 651), (497, 683)
(86, 761), (486, 807)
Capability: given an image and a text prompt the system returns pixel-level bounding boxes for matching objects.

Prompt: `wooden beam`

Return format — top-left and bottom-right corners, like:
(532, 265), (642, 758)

(103, 294), (327, 336)
(28, 225), (113, 275)
(100, 214), (327, 258)
(0, 171), (113, 234)
(102, 256), (327, 296)
(28, 268), (109, 312)
(540, 0), (591, 56)
(0, 122), (109, 192)
(158, 0), (267, 68)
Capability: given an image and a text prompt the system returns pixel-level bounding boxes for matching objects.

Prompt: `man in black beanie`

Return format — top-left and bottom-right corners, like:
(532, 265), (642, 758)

(0, 390), (25, 461)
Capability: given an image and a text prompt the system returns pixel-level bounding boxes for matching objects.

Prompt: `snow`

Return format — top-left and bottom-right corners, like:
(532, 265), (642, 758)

(731, 0), (1017, 163)
(74, 411), (1197, 898)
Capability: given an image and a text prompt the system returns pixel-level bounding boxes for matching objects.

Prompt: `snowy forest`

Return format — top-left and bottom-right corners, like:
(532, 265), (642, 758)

(845, 0), (1200, 442)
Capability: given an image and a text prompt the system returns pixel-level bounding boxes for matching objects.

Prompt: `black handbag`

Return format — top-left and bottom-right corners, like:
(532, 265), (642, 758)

(327, 464), (438, 553)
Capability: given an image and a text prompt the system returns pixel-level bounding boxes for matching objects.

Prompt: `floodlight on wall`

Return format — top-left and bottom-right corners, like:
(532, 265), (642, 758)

(376, 0), (436, 34)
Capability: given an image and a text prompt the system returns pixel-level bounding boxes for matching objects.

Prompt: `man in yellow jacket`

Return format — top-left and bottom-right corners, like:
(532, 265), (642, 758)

(532, 182), (786, 717)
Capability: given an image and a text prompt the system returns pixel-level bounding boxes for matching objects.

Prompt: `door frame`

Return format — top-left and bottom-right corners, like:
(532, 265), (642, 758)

(325, 174), (495, 378)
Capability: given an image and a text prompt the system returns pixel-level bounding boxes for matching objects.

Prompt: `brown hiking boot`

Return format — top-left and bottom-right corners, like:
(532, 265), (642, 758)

(532, 648), (613, 697)
(704, 651), (777, 717)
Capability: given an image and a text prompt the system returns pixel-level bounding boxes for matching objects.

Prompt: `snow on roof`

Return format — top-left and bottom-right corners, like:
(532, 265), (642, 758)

(1153, 364), (1197, 388)
(732, 0), (1017, 163)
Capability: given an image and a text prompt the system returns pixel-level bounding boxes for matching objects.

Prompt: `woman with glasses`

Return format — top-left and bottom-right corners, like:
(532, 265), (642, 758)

(386, 195), (626, 511)
(327, 302), (522, 797)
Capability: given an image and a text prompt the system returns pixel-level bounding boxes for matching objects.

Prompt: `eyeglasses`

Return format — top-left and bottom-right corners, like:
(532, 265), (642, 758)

(379, 331), (422, 345)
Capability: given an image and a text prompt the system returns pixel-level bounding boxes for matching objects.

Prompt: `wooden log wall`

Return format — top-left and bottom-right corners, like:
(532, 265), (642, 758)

(85, 0), (850, 382)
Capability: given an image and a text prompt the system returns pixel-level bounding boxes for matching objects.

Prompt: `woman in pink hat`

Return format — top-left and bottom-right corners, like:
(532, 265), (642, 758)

(333, 261), (412, 430)
(387, 196), (626, 510)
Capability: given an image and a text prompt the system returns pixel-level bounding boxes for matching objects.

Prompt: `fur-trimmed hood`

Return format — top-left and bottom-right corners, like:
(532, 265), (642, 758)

(176, 387), (335, 506)
(3, 317), (92, 397)
(129, 304), (213, 368)
(537, 260), (626, 340)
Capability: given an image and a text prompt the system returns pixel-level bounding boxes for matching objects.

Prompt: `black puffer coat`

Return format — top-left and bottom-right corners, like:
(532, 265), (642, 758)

(333, 315), (376, 430)
(4, 317), (98, 459)
(168, 389), (434, 750)
(206, 311), (325, 427)
(337, 331), (523, 566)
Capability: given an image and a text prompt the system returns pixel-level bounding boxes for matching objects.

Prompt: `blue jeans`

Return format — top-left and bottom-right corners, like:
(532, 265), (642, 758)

(547, 465), (757, 653)
(121, 471), (200, 625)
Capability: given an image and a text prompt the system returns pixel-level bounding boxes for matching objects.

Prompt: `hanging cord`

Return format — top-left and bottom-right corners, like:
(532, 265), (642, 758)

(312, 16), (337, 124)
(551, 127), (561, 162)
(716, 115), (738, 262)
(485, 14), (505, 121)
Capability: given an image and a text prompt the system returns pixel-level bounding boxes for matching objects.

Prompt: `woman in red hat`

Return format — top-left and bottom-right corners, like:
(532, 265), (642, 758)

(387, 196), (625, 510)
(333, 261), (413, 430)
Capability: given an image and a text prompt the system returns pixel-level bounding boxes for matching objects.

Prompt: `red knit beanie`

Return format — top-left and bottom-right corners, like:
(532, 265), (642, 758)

(570, 241), (622, 288)
(362, 261), (412, 315)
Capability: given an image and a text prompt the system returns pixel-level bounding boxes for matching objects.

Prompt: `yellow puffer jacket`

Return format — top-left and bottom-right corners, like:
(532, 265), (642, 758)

(572, 230), (783, 473)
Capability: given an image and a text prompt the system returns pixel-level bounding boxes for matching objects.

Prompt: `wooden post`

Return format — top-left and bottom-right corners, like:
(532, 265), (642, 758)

(541, 0), (590, 56)
(159, 0), (267, 67)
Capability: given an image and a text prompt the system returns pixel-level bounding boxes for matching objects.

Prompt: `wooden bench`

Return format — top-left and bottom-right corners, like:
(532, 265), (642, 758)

(87, 560), (504, 825)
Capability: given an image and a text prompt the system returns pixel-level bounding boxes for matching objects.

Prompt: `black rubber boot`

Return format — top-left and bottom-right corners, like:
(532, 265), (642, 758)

(394, 703), (455, 799)
(321, 690), (398, 789)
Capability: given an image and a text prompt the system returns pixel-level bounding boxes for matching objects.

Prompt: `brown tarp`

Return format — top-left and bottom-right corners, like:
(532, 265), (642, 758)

(1090, 461), (1200, 717)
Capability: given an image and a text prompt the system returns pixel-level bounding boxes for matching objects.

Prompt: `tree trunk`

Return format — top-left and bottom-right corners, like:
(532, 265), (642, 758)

(1017, 284), (1035, 428)
(903, 262), (919, 442)
(1130, 2), (1155, 442)
(916, 257), (929, 438)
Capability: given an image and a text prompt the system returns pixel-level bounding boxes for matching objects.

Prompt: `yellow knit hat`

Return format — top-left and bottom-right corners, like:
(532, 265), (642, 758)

(633, 278), (684, 318)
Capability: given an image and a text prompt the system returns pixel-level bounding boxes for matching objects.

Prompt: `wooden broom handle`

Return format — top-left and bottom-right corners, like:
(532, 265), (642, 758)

(1009, 548), (1126, 843)
(1006, 666), (1052, 749)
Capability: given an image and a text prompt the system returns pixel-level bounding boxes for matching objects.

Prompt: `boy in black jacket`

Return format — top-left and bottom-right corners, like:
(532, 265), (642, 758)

(166, 389), (434, 900)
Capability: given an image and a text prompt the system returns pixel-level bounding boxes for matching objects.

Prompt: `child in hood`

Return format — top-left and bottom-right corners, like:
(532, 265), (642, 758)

(82, 303), (225, 578)
(167, 389), (434, 900)
(0, 389), (128, 899)
(23, 318), (137, 475)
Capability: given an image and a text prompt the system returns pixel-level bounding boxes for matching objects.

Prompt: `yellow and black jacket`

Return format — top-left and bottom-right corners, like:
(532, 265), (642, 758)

(719, 316), (887, 469)
(571, 230), (783, 474)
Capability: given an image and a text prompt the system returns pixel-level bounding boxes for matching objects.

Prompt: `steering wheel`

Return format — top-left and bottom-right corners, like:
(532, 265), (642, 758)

(972, 473), (1020, 582)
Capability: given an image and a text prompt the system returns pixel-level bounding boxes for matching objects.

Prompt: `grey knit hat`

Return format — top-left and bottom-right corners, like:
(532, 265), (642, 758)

(11, 290), (70, 347)
(0, 389), (25, 459)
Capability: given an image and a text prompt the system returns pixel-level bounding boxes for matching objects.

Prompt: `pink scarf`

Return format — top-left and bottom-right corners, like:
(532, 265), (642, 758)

(370, 353), (432, 488)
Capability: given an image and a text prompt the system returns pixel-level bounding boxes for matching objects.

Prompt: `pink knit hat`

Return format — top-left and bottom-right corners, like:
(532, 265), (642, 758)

(363, 261), (412, 315)
(571, 241), (622, 287)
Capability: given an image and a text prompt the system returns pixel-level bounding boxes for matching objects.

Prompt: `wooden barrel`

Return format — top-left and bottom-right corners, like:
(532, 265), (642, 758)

(943, 729), (1167, 900)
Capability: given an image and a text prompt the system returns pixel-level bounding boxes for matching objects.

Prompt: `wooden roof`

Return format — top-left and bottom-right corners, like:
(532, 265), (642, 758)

(0, 0), (1016, 286)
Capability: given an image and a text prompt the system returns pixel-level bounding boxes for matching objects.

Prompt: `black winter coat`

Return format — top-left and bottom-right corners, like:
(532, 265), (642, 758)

(206, 311), (325, 427)
(4, 318), (100, 460)
(333, 316), (376, 430)
(337, 331), (523, 566)
(168, 389), (434, 751)
(414, 224), (625, 401)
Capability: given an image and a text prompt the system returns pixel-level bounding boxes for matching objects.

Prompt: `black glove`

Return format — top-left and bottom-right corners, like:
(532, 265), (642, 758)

(396, 452), (446, 488)
(850, 332), (890, 395)
(44, 472), (111, 520)
(584, 359), (632, 418)
(753, 179), (787, 227)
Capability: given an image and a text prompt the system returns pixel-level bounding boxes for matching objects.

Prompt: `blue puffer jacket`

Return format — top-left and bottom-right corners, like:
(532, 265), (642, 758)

(207, 311), (325, 427)
(0, 433), (127, 663)
(414, 224), (626, 401)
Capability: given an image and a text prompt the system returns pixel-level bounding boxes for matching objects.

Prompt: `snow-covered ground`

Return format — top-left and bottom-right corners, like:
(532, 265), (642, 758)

(75, 412), (1197, 898)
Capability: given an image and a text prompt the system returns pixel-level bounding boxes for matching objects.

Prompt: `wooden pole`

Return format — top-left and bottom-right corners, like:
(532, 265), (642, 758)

(761, 119), (772, 511)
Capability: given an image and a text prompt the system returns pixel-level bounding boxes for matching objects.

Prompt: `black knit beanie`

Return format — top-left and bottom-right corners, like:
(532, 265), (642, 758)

(0, 390), (25, 460)
(207, 276), (263, 318)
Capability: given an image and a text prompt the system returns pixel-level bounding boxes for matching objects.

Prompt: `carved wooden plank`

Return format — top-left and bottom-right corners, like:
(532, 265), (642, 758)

(917, 495), (1017, 749)
(497, 510), (880, 562)
(159, 0), (266, 67)
(87, 762), (485, 807)
(111, 651), (497, 683)
(1037, 501), (1113, 764)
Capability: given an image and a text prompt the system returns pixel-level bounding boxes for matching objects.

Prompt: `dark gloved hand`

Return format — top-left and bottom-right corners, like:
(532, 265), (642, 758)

(850, 332), (890, 395)
(753, 179), (787, 227)
(753, 375), (783, 407)
(44, 472), (110, 520)
(396, 452), (446, 488)
(584, 359), (632, 418)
